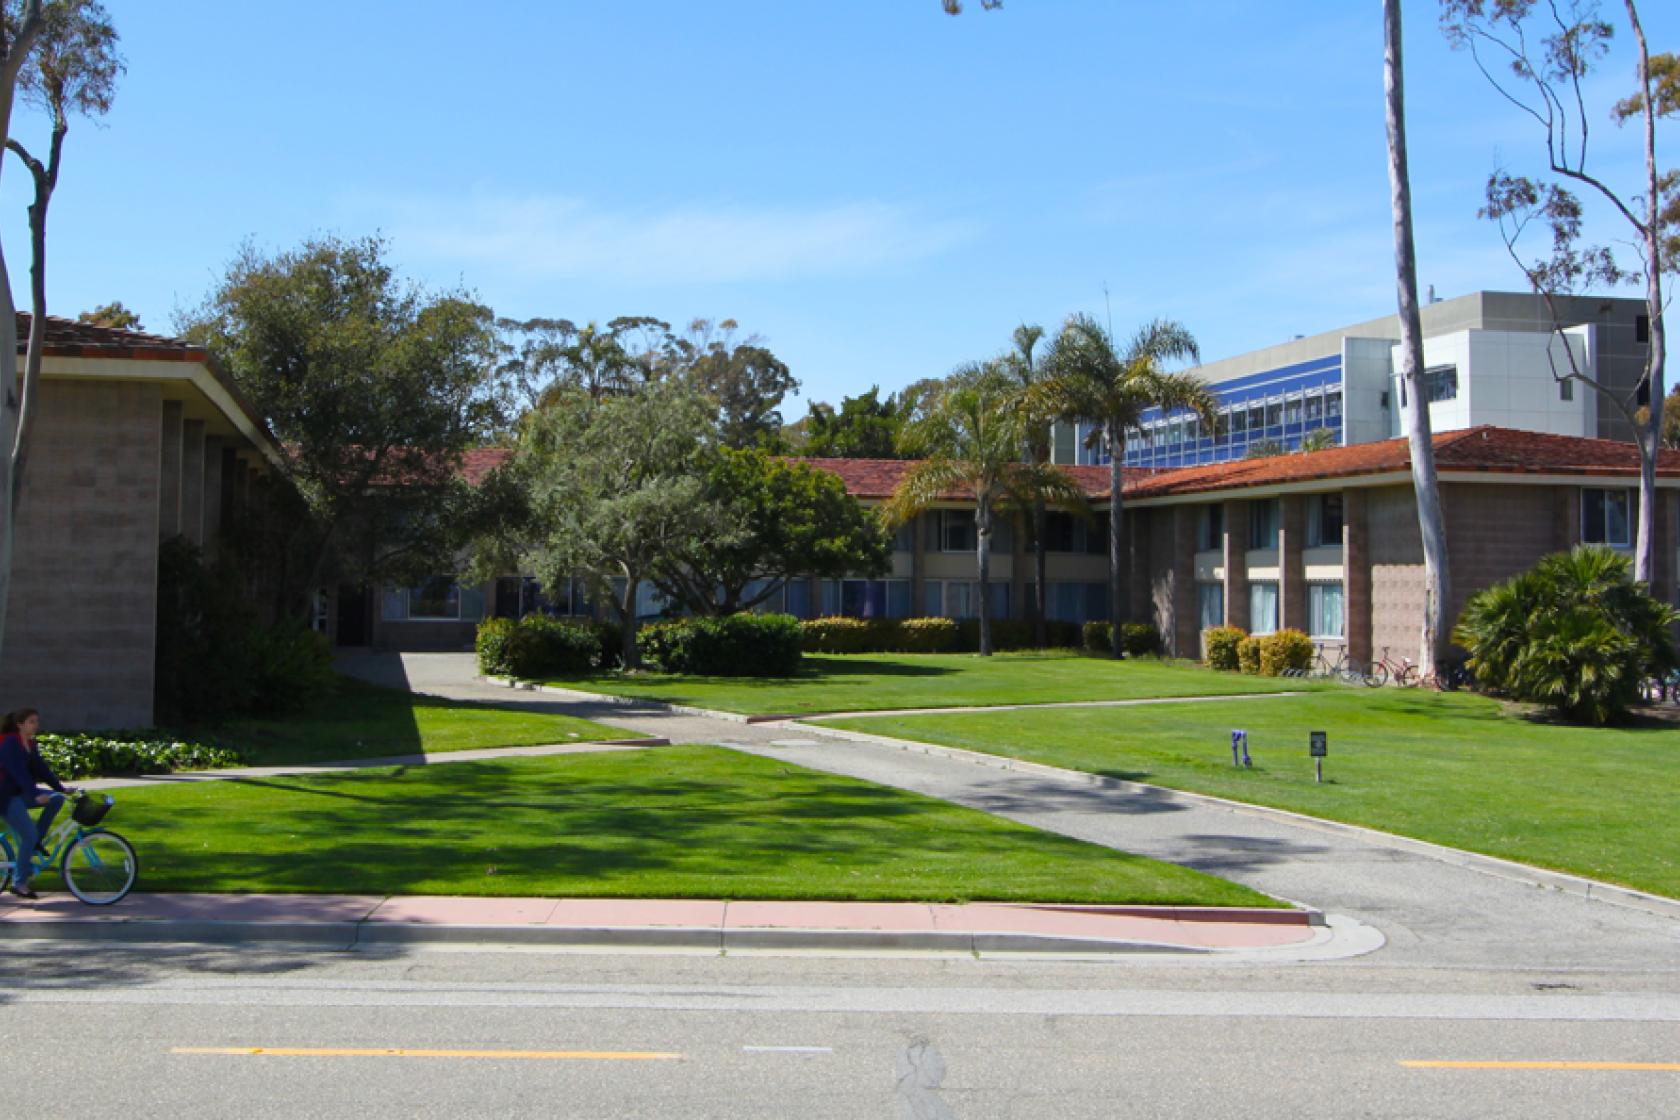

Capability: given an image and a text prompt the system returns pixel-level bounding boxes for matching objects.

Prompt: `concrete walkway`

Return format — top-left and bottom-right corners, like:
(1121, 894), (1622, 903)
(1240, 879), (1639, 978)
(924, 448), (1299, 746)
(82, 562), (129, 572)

(0, 892), (1336, 957)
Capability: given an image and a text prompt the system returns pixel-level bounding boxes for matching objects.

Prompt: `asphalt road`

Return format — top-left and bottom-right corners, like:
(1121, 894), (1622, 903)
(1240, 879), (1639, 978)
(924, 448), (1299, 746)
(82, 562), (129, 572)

(5, 944), (1680, 1118)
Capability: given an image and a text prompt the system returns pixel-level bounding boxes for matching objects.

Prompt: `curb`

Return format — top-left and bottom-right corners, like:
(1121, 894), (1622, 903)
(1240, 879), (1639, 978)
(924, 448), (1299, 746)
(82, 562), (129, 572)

(794, 721), (1680, 924)
(0, 916), (1317, 957)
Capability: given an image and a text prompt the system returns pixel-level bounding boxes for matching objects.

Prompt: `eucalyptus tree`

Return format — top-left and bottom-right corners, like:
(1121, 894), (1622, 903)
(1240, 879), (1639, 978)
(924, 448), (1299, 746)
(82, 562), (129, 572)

(1037, 314), (1215, 658)
(884, 362), (1087, 656)
(1385, 0), (1451, 675)
(1441, 0), (1673, 587)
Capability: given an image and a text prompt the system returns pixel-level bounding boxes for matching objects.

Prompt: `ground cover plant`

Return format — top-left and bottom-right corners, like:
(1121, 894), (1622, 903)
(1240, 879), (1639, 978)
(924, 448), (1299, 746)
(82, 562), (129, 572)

(543, 651), (1319, 716)
(191, 676), (628, 766)
(104, 746), (1276, 906)
(825, 689), (1680, 898)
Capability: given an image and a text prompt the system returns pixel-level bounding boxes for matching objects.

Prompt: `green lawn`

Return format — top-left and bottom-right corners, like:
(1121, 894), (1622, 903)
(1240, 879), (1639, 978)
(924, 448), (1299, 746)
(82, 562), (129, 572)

(825, 690), (1680, 898)
(192, 677), (630, 767)
(95, 745), (1275, 906)
(544, 652), (1320, 716)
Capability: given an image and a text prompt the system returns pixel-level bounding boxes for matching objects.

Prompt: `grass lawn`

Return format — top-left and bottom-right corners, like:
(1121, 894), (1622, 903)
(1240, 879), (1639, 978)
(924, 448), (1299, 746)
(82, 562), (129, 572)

(95, 745), (1276, 906)
(824, 690), (1680, 898)
(191, 677), (630, 767)
(543, 652), (1321, 716)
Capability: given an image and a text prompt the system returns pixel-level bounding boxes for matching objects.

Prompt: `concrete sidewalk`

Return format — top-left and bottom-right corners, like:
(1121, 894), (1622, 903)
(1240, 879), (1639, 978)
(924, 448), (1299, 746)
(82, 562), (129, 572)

(0, 892), (1352, 957)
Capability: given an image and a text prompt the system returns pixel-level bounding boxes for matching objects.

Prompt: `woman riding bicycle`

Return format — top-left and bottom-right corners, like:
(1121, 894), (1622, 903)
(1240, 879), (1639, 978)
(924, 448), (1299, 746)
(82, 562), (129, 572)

(0, 707), (72, 899)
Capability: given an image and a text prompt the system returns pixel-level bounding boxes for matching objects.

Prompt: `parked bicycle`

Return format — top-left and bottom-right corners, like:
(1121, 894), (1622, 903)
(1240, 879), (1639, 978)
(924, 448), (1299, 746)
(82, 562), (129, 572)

(1423, 659), (1475, 693)
(1365, 646), (1423, 688)
(0, 790), (137, 905)
(1302, 642), (1367, 686)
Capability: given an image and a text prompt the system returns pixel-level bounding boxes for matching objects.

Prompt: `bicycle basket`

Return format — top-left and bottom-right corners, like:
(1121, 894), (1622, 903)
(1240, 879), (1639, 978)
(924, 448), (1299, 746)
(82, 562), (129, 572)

(71, 795), (111, 827)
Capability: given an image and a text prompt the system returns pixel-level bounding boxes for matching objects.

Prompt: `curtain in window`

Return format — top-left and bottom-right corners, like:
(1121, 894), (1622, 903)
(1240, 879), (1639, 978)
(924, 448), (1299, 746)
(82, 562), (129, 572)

(1249, 581), (1278, 635)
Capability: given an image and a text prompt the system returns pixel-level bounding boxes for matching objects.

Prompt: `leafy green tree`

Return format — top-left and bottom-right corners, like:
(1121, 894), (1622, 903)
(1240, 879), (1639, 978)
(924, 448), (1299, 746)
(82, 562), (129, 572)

(800, 386), (910, 458)
(676, 319), (799, 450)
(652, 447), (889, 616)
(518, 381), (722, 667)
(1003, 323), (1055, 647)
(1036, 314), (1215, 657)
(1442, 0), (1673, 586)
(180, 234), (502, 613)
(1298, 427), (1338, 452)
(1454, 545), (1678, 724)
(885, 362), (1088, 656)
(76, 299), (139, 330)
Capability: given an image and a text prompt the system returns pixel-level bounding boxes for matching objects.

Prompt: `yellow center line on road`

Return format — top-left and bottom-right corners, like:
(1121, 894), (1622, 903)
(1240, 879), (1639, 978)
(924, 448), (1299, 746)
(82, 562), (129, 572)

(172, 1047), (682, 1061)
(1401, 1061), (1680, 1072)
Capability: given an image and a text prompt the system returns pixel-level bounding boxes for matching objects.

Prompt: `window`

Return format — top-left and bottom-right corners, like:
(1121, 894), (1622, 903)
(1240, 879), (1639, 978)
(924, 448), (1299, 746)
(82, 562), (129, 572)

(1326, 390), (1343, 420)
(1560, 378), (1573, 401)
(840, 579), (912, 619)
(1247, 405), (1265, 431)
(408, 578), (460, 620)
(1248, 499), (1281, 550)
(786, 581), (813, 619)
(1284, 398), (1302, 426)
(1582, 488), (1633, 547)
(892, 523), (915, 553)
(1304, 394), (1323, 423)
(1042, 512), (1077, 553)
(1215, 412), (1231, 440)
(1424, 364), (1459, 403)
(1249, 581), (1279, 635)
(1307, 493), (1344, 548)
(1086, 513), (1109, 555)
(1307, 582), (1345, 638)
(1198, 582), (1224, 630)
(1637, 314), (1650, 344)
(1197, 504), (1224, 552)
(941, 511), (976, 553)
(1231, 407), (1248, 434)
(1265, 402), (1283, 428)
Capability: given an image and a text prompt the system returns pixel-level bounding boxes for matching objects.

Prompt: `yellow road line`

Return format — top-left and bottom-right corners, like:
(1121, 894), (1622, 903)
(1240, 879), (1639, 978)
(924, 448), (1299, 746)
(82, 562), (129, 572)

(172, 1047), (681, 1061)
(1401, 1061), (1680, 1072)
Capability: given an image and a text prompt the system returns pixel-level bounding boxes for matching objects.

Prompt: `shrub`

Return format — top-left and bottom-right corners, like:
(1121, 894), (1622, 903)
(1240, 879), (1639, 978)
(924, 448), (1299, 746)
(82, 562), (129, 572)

(594, 620), (624, 669)
(1120, 622), (1163, 658)
(1203, 625), (1247, 671)
(1454, 545), (1679, 725)
(243, 621), (336, 713)
(1082, 621), (1112, 654)
(801, 616), (877, 654)
(475, 617), (517, 676)
(899, 617), (960, 653)
(1236, 635), (1262, 675)
(515, 615), (601, 677)
(1259, 628), (1314, 676)
(37, 732), (242, 779)
(640, 613), (803, 677)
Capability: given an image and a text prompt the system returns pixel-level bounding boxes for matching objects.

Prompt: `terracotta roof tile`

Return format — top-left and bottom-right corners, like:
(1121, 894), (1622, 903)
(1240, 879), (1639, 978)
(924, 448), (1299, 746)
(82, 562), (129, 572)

(795, 457), (1117, 501)
(13, 312), (206, 362)
(459, 447), (513, 486)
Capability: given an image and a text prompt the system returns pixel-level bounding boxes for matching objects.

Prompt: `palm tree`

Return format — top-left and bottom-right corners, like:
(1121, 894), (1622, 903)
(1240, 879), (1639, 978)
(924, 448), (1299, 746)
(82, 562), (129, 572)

(1004, 323), (1054, 647)
(1037, 314), (1216, 658)
(884, 362), (1088, 656)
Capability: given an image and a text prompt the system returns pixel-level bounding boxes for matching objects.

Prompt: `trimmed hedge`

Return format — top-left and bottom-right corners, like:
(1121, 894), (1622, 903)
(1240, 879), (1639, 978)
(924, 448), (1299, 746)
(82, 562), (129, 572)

(639, 614), (803, 677)
(899, 617), (961, 653)
(37, 732), (242, 779)
(1259, 629), (1314, 676)
(1082, 621), (1163, 658)
(1203, 626), (1247, 671)
(1236, 635), (1262, 675)
(477, 615), (601, 678)
(801, 616), (1081, 655)
(801, 616), (880, 654)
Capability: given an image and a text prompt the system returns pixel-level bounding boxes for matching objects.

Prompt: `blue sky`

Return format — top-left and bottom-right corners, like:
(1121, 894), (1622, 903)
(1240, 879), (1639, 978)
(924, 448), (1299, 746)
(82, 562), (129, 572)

(4, 1), (1674, 414)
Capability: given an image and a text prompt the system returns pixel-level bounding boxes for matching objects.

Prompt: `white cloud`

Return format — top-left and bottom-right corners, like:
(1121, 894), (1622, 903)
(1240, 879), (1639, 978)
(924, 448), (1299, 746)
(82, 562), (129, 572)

(345, 191), (978, 285)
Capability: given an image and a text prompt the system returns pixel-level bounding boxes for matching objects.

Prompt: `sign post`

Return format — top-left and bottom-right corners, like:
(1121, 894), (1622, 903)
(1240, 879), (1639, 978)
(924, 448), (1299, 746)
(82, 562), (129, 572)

(1310, 731), (1328, 783)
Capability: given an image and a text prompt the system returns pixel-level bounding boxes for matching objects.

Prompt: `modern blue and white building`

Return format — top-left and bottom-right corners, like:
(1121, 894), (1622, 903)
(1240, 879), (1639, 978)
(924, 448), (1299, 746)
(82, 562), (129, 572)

(1053, 290), (1653, 469)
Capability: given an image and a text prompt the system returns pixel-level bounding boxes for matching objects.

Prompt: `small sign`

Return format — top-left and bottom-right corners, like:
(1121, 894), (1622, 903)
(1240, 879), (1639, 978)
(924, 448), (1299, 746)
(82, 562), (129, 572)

(1231, 730), (1251, 768)
(1310, 731), (1328, 758)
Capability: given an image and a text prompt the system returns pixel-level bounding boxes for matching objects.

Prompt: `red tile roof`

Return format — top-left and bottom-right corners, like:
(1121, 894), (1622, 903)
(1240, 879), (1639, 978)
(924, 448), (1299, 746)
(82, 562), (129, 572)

(800, 428), (1680, 504)
(460, 447), (513, 486)
(13, 313), (207, 362)
(795, 457), (1116, 501)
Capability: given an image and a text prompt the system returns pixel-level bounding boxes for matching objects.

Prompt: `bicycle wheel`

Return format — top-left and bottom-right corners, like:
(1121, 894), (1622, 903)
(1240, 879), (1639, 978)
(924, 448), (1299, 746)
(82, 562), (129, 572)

(60, 829), (137, 905)
(0, 831), (13, 893)
(1313, 655), (1336, 679)
(1364, 662), (1390, 688)
(1396, 664), (1421, 688)
(1338, 660), (1365, 686)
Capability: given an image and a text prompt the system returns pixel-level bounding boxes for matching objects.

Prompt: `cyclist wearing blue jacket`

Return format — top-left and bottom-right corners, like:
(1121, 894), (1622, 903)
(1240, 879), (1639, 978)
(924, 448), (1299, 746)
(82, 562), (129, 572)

(0, 708), (69, 899)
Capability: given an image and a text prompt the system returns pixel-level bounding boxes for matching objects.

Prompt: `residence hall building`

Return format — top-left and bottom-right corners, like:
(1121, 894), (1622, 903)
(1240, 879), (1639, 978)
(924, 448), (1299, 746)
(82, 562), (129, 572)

(1054, 291), (1653, 470)
(1, 316), (285, 729)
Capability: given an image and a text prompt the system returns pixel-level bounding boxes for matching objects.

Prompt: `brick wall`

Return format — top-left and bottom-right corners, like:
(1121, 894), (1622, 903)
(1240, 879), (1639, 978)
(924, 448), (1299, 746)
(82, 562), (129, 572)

(2, 381), (162, 728)
(1366, 485), (1425, 663)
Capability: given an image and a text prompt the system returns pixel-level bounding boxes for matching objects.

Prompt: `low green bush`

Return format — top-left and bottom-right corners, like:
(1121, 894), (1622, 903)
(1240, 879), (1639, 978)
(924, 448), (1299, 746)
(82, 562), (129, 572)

(37, 732), (242, 779)
(801, 616), (878, 654)
(1236, 635), (1262, 675)
(478, 615), (600, 677)
(640, 614), (803, 676)
(241, 621), (336, 714)
(1259, 628), (1314, 676)
(1203, 626), (1247, 671)
(1120, 622), (1163, 658)
(1082, 621), (1111, 654)
(899, 617), (960, 653)
(475, 617), (517, 676)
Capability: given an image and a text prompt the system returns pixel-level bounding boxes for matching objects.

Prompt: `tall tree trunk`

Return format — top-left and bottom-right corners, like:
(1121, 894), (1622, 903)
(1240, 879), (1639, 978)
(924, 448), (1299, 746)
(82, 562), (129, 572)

(619, 573), (640, 668)
(1107, 423), (1126, 659)
(1033, 498), (1048, 647)
(975, 496), (993, 656)
(1384, 0), (1451, 675)
(1625, 0), (1665, 585)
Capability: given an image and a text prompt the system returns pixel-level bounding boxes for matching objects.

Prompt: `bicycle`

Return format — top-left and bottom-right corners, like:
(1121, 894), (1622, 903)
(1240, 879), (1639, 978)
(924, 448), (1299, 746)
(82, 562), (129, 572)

(0, 790), (137, 905)
(1365, 646), (1422, 688)
(1307, 643), (1366, 686)
(1423, 659), (1475, 693)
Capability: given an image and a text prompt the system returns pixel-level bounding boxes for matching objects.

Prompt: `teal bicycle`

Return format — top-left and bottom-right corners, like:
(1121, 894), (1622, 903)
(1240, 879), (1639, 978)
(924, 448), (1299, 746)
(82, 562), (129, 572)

(1, 791), (137, 905)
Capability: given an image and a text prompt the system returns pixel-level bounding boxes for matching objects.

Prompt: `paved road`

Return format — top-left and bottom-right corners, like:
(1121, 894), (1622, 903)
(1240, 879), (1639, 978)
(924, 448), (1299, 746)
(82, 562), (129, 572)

(4, 944), (1680, 1118)
(342, 652), (1680, 974)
